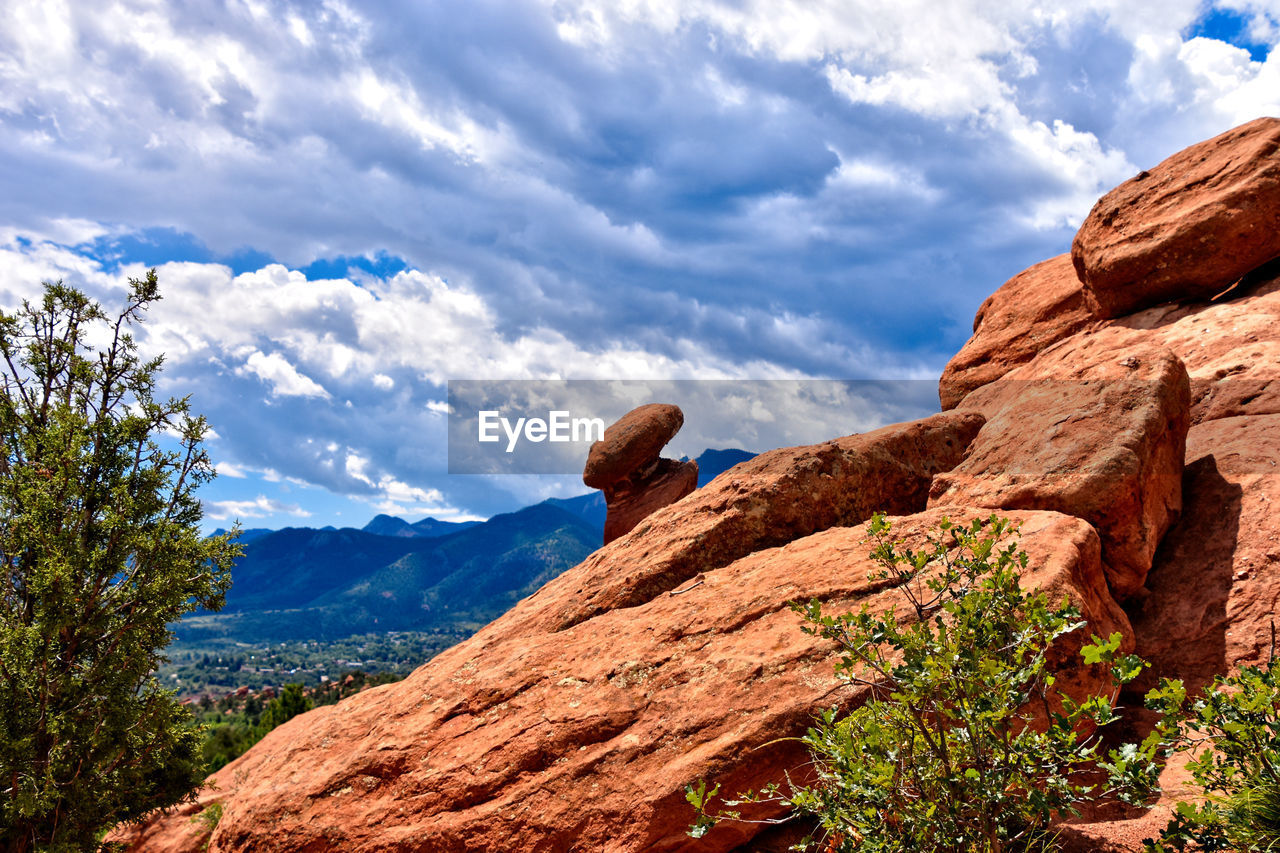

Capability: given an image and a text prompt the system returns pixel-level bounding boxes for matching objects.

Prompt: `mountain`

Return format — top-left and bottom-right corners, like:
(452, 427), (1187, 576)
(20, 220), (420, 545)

(689, 447), (754, 486)
(316, 504), (598, 629)
(178, 504), (598, 643)
(187, 449), (752, 645)
(361, 514), (481, 538)
(210, 527), (273, 544)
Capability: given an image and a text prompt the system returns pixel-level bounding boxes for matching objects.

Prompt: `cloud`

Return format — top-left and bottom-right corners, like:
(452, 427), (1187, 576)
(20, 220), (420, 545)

(202, 495), (311, 521)
(2, 0), (1280, 521)
(237, 350), (332, 399)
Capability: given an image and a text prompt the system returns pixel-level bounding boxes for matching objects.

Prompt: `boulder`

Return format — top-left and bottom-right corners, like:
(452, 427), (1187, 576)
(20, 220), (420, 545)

(940, 261), (1280, 424)
(511, 409), (985, 634)
(930, 342), (1190, 598)
(940, 254), (1098, 409)
(583, 403), (685, 489)
(113, 509), (1129, 853)
(583, 403), (697, 545)
(1072, 117), (1280, 318)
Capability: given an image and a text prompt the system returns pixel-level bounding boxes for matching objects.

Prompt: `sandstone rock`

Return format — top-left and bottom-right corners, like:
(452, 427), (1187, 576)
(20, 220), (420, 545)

(939, 254), (1098, 409)
(1101, 267), (1280, 424)
(511, 409), (985, 634)
(601, 456), (699, 544)
(940, 262), (1280, 424)
(1072, 117), (1280, 318)
(583, 403), (684, 489)
(583, 403), (697, 545)
(931, 342), (1190, 598)
(1130, 413), (1280, 690)
(1056, 413), (1280, 851)
(115, 509), (1129, 853)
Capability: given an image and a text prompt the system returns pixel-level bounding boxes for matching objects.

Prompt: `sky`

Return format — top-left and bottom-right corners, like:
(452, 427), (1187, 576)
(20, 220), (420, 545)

(1, 0), (1278, 532)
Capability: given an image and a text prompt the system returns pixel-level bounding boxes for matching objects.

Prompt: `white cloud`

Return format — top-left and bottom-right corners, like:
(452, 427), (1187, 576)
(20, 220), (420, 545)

(237, 350), (332, 399)
(202, 494), (311, 521)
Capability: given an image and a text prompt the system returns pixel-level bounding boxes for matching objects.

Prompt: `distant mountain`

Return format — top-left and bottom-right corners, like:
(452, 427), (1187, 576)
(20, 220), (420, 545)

(411, 516), (482, 537)
(316, 504), (597, 628)
(361, 514), (481, 538)
(179, 504), (598, 643)
(544, 492), (606, 529)
(690, 448), (755, 486)
(211, 527), (273, 544)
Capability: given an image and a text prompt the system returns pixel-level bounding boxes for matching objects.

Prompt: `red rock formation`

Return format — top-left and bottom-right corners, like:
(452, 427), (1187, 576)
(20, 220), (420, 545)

(585, 403), (699, 545)
(939, 254), (1098, 410)
(113, 509), (1128, 853)
(1072, 117), (1280, 318)
(583, 403), (686, 489)
(931, 341), (1190, 598)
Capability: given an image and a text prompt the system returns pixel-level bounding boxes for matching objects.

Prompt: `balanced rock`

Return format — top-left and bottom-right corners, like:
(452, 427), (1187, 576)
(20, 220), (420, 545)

(583, 403), (697, 545)
(931, 341), (1190, 598)
(939, 254), (1098, 410)
(113, 509), (1129, 853)
(1072, 117), (1280, 318)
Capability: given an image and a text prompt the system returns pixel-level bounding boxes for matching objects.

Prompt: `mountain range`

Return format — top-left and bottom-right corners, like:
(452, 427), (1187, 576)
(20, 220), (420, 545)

(182, 448), (753, 644)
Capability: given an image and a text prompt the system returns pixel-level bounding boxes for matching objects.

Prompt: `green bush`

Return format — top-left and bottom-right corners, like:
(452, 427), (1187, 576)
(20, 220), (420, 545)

(0, 276), (240, 851)
(1146, 659), (1280, 852)
(689, 514), (1172, 853)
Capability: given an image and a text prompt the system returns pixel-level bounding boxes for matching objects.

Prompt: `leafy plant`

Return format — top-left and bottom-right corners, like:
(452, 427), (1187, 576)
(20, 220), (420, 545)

(0, 276), (240, 851)
(690, 514), (1174, 852)
(189, 802), (223, 851)
(1146, 656), (1280, 852)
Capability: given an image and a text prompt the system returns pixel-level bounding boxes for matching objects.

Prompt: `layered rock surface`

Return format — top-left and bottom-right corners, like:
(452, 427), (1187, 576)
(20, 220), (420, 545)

(932, 342), (1190, 597)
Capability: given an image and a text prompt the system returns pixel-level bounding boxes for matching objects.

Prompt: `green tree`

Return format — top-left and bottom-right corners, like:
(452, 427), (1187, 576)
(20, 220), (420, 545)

(0, 274), (240, 851)
(257, 683), (312, 734)
(690, 514), (1177, 852)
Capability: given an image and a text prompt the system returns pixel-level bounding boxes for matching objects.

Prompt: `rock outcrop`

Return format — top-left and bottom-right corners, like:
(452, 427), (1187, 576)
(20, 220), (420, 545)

(584, 403), (699, 545)
(938, 254), (1098, 410)
(931, 341), (1190, 598)
(118, 119), (1280, 853)
(1072, 116), (1280, 318)
(510, 410), (984, 635)
(114, 509), (1128, 853)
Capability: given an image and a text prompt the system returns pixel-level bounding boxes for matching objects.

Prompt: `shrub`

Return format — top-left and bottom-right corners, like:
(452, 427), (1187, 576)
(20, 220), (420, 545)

(1146, 658), (1280, 852)
(689, 514), (1170, 853)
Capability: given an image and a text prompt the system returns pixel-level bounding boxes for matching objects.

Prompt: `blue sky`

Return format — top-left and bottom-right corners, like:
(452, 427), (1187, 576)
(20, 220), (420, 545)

(1, 0), (1278, 531)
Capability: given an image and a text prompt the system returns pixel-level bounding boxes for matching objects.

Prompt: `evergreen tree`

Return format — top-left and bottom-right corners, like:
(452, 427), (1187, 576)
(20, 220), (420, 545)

(0, 274), (239, 851)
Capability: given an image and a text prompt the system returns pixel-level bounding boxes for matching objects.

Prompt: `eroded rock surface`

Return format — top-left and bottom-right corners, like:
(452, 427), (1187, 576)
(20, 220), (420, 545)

(115, 510), (1129, 853)
(513, 409), (985, 635)
(931, 342), (1190, 598)
(1072, 117), (1280, 318)
(939, 254), (1098, 410)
